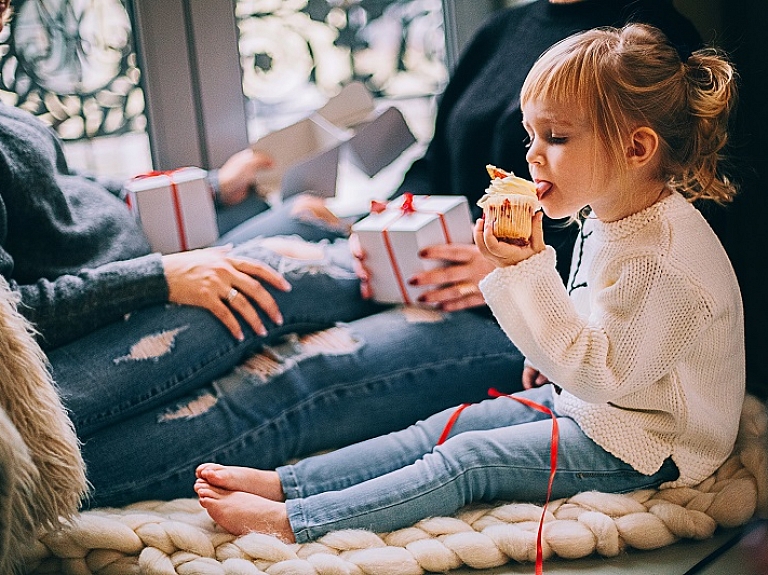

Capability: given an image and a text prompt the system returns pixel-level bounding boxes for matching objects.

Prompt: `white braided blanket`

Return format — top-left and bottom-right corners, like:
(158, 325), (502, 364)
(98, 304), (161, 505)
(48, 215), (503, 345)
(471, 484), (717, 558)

(26, 395), (768, 575)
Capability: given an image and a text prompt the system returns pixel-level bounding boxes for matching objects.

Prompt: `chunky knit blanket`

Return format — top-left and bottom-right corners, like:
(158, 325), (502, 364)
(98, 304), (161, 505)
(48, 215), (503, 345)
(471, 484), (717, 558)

(24, 395), (767, 575)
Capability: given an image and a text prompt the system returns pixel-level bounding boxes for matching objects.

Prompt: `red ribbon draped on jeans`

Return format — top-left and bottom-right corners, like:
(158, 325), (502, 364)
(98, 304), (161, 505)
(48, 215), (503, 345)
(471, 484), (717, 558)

(437, 388), (559, 575)
(129, 169), (189, 251)
(371, 192), (454, 304)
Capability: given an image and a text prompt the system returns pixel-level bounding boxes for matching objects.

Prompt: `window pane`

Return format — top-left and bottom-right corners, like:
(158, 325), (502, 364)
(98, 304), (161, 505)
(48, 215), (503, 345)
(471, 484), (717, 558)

(0, 0), (152, 178)
(236, 0), (448, 142)
(235, 0), (448, 213)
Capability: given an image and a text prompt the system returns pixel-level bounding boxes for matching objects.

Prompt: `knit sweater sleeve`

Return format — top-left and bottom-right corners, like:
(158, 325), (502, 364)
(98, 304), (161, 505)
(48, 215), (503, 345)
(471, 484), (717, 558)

(0, 105), (171, 350)
(1, 248), (168, 351)
(479, 246), (714, 404)
(70, 169), (127, 199)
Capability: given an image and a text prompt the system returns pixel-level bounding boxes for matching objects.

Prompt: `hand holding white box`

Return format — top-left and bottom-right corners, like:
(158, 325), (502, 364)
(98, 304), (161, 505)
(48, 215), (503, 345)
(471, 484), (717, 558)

(125, 167), (219, 254)
(352, 194), (474, 304)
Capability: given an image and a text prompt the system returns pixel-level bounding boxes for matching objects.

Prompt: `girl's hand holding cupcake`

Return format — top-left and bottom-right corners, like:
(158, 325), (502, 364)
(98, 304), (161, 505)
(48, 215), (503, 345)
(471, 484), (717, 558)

(474, 210), (546, 268)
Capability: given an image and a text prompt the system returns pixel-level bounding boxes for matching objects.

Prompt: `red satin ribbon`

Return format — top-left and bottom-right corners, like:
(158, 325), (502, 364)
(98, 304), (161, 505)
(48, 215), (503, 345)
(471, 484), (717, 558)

(370, 200), (389, 214)
(130, 169), (188, 251)
(381, 225), (411, 303)
(436, 402), (471, 445)
(373, 193), (453, 304)
(437, 388), (559, 575)
(400, 192), (416, 214)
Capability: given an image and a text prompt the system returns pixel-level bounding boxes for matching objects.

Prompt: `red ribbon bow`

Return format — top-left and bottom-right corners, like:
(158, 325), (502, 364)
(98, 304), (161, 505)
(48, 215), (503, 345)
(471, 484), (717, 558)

(369, 191), (417, 215)
(132, 169), (180, 180)
(400, 192), (416, 214)
(370, 200), (389, 214)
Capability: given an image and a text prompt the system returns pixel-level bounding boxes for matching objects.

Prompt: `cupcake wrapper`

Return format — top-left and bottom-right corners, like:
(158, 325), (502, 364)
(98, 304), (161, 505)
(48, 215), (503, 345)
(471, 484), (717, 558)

(484, 197), (537, 244)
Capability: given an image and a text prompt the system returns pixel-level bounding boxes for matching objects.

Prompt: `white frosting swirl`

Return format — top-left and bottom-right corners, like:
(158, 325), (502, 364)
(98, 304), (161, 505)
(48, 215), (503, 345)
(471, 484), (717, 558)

(486, 175), (537, 197)
(477, 168), (538, 208)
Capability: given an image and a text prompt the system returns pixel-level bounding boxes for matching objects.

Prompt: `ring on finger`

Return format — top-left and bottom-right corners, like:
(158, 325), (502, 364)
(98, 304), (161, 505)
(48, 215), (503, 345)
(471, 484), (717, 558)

(225, 287), (239, 304)
(457, 283), (476, 298)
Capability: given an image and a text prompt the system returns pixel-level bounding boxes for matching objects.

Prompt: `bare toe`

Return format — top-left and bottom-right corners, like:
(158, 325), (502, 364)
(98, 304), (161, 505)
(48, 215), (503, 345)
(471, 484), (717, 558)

(195, 462), (224, 479)
(200, 491), (294, 541)
(197, 465), (283, 501)
(195, 481), (231, 500)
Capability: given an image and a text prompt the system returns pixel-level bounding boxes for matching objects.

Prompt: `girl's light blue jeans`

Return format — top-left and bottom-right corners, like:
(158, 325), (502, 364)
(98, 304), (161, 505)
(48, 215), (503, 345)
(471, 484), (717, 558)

(278, 385), (680, 542)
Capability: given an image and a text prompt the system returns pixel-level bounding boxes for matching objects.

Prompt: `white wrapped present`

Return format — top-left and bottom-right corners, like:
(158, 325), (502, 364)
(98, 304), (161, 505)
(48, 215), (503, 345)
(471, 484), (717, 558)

(352, 194), (473, 304)
(125, 167), (218, 254)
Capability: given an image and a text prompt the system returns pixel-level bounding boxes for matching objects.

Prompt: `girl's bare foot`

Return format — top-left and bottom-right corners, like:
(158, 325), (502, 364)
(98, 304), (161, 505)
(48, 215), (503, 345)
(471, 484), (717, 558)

(195, 463), (284, 501)
(196, 481), (294, 541)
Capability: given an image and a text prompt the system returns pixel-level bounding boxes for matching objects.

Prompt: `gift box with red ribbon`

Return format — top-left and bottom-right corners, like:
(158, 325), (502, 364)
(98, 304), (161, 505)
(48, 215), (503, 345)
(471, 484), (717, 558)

(125, 167), (219, 254)
(352, 193), (474, 304)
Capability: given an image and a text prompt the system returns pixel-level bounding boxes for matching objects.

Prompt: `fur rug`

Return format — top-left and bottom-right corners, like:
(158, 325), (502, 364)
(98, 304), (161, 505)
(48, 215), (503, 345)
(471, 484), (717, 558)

(0, 279), (88, 574)
(23, 395), (767, 575)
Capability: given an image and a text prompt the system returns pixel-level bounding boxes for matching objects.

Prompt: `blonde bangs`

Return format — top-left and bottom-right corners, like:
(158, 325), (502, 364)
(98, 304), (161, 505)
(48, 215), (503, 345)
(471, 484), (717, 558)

(521, 33), (605, 113)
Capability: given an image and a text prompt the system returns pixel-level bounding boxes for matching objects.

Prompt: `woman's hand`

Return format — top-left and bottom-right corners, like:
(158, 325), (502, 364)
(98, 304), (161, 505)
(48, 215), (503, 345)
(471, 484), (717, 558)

(216, 148), (275, 206)
(474, 212), (546, 268)
(348, 234), (373, 299)
(407, 243), (496, 311)
(351, 237), (495, 309)
(162, 246), (291, 340)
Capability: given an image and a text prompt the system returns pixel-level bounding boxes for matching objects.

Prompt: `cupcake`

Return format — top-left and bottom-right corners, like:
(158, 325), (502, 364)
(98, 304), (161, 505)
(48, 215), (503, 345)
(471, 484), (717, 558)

(477, 165), (539, 246)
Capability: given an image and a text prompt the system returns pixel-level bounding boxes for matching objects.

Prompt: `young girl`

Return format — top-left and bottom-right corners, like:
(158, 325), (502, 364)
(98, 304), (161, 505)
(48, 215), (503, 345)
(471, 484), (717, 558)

(193, 24), (745, 542)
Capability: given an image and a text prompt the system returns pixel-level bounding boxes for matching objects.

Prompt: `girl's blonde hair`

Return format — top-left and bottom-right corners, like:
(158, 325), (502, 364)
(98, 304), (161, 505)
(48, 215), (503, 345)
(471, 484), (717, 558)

(521, 23), (738, 204)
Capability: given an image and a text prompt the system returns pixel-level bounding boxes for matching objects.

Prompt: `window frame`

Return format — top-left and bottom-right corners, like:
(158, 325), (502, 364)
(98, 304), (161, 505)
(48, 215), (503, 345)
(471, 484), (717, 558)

(130, 0), (499, 171)
(130, 0), (249, 171)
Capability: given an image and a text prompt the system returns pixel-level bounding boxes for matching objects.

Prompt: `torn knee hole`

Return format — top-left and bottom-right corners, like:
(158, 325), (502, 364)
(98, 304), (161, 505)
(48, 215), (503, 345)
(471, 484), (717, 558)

(256, 236), (325, 261)
(159, 391), (217, 422)
(298, 326), (362, 354)
(401, 307), (445, 324)
(113, 326), (189, 364)
(239, 325), (363, 382)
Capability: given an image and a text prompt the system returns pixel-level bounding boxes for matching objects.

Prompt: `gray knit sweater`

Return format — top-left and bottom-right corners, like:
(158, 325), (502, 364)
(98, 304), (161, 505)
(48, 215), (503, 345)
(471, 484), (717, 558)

(0, 104), (168, 350)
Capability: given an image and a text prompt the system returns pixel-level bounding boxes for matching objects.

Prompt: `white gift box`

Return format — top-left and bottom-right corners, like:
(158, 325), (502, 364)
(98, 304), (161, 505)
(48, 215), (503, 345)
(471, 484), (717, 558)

(125, 167), (218, 254)
(352, 194), (474, 304)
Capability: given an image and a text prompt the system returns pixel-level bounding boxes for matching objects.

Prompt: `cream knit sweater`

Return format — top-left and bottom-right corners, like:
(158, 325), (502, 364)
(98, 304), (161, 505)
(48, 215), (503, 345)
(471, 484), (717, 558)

(480, 193), (745, 487)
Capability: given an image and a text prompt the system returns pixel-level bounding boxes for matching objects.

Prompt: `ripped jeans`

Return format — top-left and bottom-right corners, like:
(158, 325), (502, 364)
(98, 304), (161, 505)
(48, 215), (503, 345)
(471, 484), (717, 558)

(50, 237), (371, 438)
(49, 199), (525, 507)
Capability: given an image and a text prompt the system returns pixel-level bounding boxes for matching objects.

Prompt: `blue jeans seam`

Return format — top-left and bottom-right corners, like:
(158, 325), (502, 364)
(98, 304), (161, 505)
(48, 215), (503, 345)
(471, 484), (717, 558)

(277, 466), (301, 499)
(294, 468), (492, 540)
